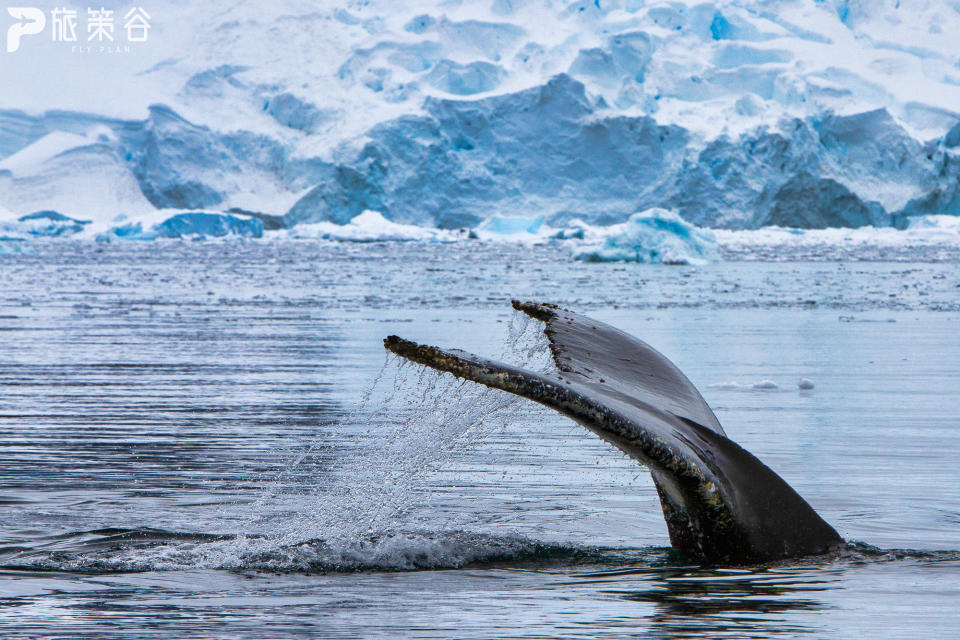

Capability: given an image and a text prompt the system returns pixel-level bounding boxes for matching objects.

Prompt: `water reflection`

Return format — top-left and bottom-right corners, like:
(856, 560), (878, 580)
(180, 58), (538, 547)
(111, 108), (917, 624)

(588, 564), (837, 638)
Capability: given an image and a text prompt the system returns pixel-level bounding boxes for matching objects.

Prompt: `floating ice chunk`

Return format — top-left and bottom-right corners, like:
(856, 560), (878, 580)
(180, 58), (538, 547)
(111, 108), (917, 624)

(284, 210), (455, 242)
(0, 210), (91, 238)
(798, 378), (815, 390)
(708, 381), (746, 390)
(906, 215), (960, 231)
(474, 214), (544, 237)
(156, 212), (263, 238)
(574, 208), (718, 264)
(708, 380), (779, 390)
(553, 224), (587, 240)
(16, 210), (91, 237)
(100, 211), (263, 241)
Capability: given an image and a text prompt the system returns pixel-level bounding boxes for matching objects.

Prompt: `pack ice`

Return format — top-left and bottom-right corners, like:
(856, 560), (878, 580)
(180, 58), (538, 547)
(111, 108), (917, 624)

(1, 0), (959, 254)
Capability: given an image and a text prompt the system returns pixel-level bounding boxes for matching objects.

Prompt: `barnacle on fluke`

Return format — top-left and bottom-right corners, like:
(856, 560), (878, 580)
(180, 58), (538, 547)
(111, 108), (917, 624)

(385, 301), (843, 565)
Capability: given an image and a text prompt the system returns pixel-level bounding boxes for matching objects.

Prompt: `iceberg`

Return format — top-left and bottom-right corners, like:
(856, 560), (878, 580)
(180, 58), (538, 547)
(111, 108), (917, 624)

(155, 212), (263, 239)
(282, 210), (456, 243)
(99, 211), (263, 241)
(0, 210), (91, 237)
(574, 208), (718, 265)
(473, 214), (545, 239)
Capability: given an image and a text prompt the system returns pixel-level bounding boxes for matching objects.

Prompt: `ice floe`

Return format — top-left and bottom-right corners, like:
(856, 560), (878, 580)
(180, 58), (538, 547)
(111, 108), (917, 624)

(574, 208), (718, 264)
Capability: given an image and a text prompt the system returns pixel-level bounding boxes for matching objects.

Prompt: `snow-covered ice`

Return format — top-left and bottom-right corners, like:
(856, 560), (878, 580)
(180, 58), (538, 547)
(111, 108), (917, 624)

(1, 0), (960, 249)
(280, 210), (458, 242)
(97, 210), (264, 241)
(574, 208), (718, 264)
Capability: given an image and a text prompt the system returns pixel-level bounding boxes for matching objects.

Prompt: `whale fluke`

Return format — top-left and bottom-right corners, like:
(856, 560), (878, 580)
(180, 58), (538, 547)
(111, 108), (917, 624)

(384, 301), (843, 565)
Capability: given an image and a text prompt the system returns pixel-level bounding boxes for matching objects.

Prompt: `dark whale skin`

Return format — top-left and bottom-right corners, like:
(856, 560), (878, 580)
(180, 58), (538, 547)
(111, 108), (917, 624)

(384, 301), (843, 565)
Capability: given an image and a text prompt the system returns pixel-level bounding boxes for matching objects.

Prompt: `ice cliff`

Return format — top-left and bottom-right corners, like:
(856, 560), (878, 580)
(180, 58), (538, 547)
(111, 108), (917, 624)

(1, 0), (960, 238)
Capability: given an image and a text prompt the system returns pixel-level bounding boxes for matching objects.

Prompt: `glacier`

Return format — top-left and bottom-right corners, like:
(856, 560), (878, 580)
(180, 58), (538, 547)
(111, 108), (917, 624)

(1, 0), (960, 252)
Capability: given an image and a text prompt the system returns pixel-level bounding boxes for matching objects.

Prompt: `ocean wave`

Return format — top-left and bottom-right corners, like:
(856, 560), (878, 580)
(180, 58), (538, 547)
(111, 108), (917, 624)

(0, 528), (667, 575)
(4, 528), (957, 576)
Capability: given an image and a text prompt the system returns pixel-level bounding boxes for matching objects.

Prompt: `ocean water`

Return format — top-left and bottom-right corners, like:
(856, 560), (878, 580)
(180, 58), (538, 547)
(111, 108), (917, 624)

(1, 240), (959, 638)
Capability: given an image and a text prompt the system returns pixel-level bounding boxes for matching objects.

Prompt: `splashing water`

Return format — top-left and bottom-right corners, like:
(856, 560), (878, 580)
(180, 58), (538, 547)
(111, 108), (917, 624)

(2, 312), (564, 573)
(248, 311), (555, 550)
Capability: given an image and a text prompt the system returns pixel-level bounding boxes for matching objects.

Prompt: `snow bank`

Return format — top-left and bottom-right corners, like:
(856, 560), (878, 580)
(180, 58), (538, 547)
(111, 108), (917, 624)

(574, 209), (718, 265)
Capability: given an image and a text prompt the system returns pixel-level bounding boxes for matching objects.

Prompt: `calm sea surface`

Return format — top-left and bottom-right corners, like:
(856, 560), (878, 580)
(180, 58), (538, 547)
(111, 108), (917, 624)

(1, 240), (959, 638)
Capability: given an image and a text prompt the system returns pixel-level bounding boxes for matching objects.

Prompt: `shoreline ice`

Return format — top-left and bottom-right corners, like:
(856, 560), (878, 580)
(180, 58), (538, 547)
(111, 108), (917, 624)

(2, 207), (959, 266)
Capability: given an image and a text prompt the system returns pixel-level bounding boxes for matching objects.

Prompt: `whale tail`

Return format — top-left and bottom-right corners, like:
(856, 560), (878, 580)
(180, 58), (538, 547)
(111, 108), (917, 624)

(384, 301), (842, 565)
